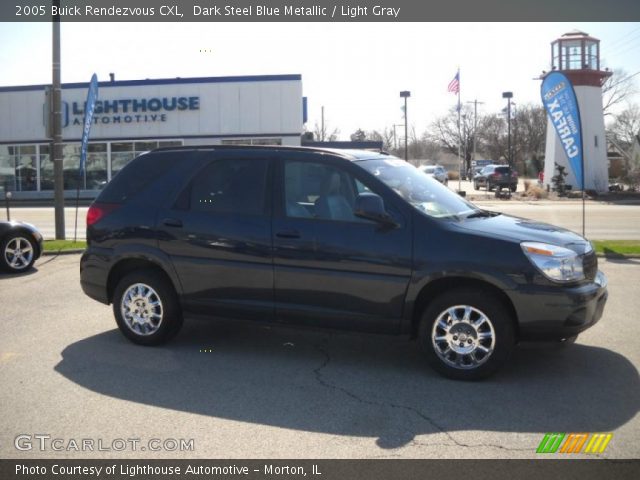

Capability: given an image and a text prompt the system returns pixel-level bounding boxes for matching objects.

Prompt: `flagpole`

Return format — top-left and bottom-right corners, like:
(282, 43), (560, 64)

(457, 68), (462, 192)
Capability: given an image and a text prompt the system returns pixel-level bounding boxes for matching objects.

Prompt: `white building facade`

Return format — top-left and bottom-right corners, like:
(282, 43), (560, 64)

(0, 74), (304, 199)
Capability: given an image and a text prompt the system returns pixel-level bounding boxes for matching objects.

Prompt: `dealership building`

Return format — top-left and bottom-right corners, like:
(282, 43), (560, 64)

(0, 74), (305, 200)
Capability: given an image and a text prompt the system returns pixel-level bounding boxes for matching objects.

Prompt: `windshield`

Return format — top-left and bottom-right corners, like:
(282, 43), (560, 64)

(359, 157), (479, 219)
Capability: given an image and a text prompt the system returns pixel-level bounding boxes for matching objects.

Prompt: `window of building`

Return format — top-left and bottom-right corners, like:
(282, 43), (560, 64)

(39, 144), (53, 191)
(187, 158), (268, 215)
(111, 142), (136, 178)
(0, 145), (16, 193)
(86, 143), (108, 190)
(7, 139), (183, 192)
(221, 138), (282, 146)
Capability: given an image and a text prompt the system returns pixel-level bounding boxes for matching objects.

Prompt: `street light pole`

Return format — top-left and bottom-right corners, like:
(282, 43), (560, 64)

(502, 92), (513, 167)
(400, 91), (411, 161)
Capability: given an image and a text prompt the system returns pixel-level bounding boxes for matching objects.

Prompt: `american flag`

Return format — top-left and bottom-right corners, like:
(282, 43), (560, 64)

(448, 71), (460, 94)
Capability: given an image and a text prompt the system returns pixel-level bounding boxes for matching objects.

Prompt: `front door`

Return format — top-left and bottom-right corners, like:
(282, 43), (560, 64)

(272, 153), (412, 333)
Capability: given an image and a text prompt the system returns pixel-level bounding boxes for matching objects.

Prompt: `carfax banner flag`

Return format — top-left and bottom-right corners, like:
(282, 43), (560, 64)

(541, 71), (584, 189)
(80, 73), (99, 175)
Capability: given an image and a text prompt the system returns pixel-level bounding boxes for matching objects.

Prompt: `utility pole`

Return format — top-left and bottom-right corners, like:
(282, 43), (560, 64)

(400, 91), (411, 161)
(466, 99), (484, 164)
(52, 0), (65, 239)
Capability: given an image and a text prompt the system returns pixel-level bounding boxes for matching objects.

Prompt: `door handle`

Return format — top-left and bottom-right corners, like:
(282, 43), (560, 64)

(276, 230), (301, 239)
(162, 218), (183, 228)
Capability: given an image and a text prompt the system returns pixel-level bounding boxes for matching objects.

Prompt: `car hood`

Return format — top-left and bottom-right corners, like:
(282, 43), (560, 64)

(454, 213), (591, 254)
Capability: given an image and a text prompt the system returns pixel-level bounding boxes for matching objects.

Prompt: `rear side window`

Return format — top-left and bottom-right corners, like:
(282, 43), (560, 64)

(98, 152), (178, 203)
(183, 158), (268, 215)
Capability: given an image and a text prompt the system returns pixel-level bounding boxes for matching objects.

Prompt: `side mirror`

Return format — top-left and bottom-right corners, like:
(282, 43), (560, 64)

(354, 193), (397, 227)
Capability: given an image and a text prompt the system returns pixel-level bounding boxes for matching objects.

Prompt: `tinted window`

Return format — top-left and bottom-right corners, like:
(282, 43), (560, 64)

(187, 158), (268, 215)
(495, 167), (511, 174)
(284, 161), (361, 222)
(98, 152), (177, 203)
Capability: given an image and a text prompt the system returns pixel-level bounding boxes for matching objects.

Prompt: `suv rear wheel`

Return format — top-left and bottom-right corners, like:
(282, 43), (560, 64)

(113, 269), (183, 345)
(419, 288), (515, 380)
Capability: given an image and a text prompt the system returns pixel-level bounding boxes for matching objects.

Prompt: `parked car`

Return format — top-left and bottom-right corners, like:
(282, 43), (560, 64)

(80, 146), (607, 380)
(419, 165), (448, 185)
(474, 165), (518, 192)
(0, 220), (43, 273)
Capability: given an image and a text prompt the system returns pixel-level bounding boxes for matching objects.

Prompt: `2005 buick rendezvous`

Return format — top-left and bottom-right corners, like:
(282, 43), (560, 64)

(80, 146), (608, 380)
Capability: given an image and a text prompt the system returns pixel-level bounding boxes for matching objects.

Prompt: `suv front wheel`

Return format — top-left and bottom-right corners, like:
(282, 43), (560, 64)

(419, 288), (515, 380)
(113, 269), (183, 346)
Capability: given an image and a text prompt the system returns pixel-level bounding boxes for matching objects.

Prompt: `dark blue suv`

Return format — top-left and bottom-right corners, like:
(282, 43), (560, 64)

(80, 146), (607, 380)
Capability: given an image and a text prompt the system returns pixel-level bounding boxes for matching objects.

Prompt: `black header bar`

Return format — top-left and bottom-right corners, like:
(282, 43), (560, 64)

(2, 459), (640, 480)
(2, 0), (640, 22)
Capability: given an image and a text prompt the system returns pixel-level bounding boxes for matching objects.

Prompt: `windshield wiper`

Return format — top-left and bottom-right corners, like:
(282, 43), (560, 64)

(465, 210), (500, 219)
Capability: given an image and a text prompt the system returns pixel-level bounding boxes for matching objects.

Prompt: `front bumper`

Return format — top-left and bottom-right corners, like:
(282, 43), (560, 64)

(512, 270), (608, 341)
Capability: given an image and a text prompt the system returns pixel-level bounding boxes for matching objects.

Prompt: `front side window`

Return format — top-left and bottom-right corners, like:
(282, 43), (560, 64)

(358, 157), (478, 219)
(284, 161), (368, 222)
(187, 159), (268, 215)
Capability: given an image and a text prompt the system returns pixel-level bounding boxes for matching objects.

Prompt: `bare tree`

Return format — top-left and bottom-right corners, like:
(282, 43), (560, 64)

(477, 113), (507, 163)
(602, 69), (639, 116)
(606, 103), (640, 153)
(313, 120), (340, 142)
(379, 127), (395, 151)
(513, 104), (547, 175)
(427, 105), (475, 172)
(350, 129), (367, 141)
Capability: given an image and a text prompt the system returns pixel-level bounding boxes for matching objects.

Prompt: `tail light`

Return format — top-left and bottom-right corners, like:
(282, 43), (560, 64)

(512, 171), (518, 177)
(87, 203), (120, 226)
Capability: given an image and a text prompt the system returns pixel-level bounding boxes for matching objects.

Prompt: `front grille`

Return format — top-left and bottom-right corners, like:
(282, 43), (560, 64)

(583, 250), (597, 281)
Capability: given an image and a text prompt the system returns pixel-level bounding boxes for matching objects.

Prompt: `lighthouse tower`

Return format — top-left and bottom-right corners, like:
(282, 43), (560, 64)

(543, 30), (611, 193)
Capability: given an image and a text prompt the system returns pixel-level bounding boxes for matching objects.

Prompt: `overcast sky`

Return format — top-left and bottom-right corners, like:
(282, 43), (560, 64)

(1, 22), (639, 138)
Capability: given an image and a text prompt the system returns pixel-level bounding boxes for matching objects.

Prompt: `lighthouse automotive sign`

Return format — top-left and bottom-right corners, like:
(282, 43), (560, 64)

(541, 72), (584, 190)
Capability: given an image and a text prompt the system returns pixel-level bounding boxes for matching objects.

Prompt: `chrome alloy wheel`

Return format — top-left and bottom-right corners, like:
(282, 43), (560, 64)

(4, 237), (34, 271)
(431, 305), (496, 369)
(120, 283), (164, 336)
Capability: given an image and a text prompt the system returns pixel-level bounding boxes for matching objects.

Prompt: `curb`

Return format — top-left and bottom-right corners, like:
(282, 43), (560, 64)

(596, 253), (640, 259)
(42, 249), (85, 256)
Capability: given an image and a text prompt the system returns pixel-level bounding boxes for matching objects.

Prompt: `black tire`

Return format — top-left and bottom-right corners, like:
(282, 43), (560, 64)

(418, 288), (515, 380)
(487, 182), (493, 192)
(1, 232), (37, 273)
(473, 181), (479, 190)
(112, 269), (183, 346)
(510, 185), (517, 192)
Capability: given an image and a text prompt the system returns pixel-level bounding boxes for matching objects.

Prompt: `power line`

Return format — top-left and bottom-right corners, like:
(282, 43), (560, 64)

(606, 26), (640, 50)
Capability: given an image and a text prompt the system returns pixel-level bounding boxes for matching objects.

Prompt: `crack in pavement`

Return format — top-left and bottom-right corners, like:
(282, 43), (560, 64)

(312, 340), (533, 453)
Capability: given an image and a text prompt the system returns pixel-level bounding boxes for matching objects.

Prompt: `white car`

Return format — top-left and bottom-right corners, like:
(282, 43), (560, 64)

(419, 165), (448, 185)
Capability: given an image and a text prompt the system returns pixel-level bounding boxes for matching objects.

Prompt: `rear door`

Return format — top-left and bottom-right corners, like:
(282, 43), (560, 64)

(156, 150), (274, 321)
(272, 152), (412, 333)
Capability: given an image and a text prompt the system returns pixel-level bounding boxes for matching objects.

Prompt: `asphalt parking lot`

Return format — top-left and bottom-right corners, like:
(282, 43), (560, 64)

(0, 253), (639, 459)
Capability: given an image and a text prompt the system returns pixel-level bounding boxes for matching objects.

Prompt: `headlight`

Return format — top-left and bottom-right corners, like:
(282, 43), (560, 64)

(521, 241), (584, 283)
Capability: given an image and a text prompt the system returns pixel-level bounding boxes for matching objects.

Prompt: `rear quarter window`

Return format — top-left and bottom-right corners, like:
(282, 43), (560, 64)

(97, 151), (181, 203)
